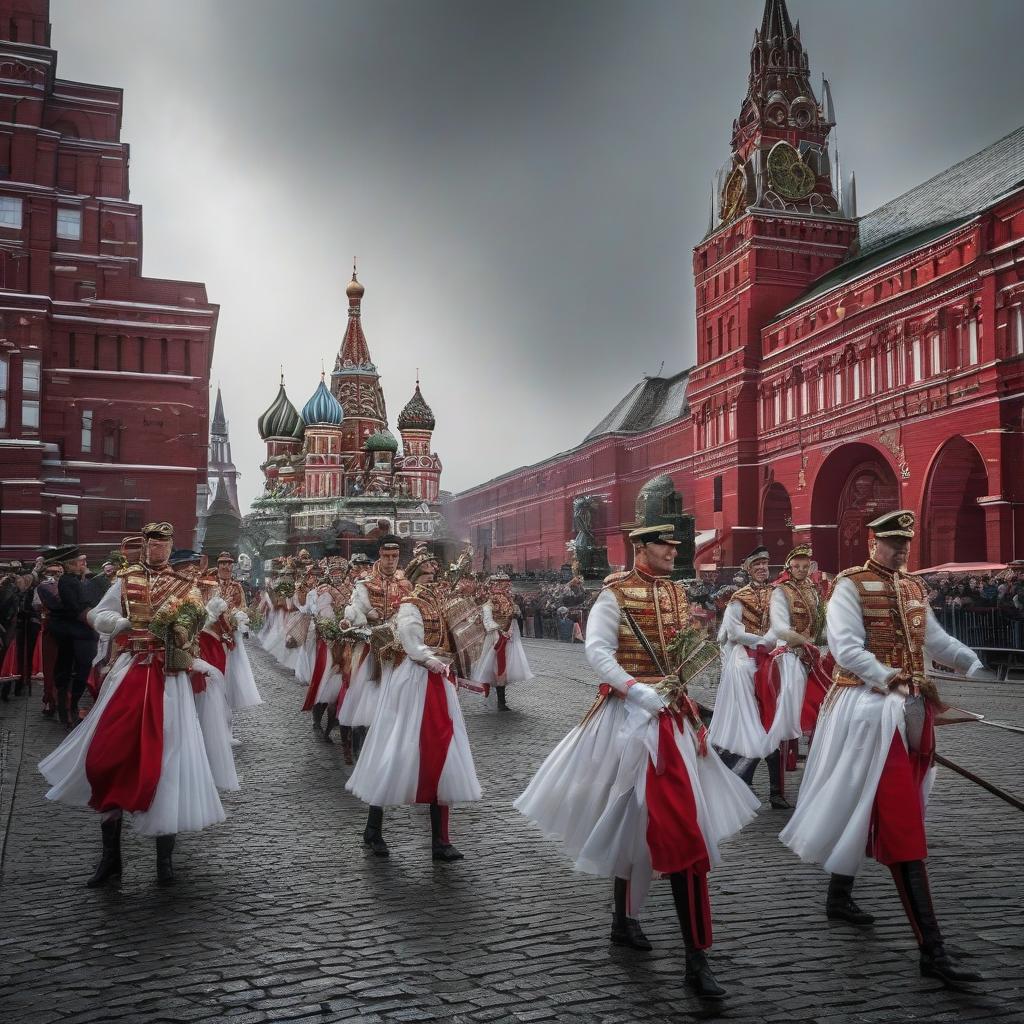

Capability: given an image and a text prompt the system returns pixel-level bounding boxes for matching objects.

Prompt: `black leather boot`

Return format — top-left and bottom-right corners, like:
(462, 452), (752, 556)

(362, 805), (389, 857)
(610, 877), (652, 950)
(766, 750), (791, 809)
(496, 686), (508, 711)
(669, 873), (725, 1000)
(352, 726), (367, 762)
(323, 709), (339, 744)
(891, 861), (983, 984)
(430, 802), (464, 861)
(311, 702), (326, 732)
(155, 834), (176, 887)
(86, 817), (123, 887)
(826, 873), (875, 925)
(56, 688), (70, 727)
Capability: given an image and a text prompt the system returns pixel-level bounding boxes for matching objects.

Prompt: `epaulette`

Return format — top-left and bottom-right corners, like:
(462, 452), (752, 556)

(602, 569), (632, 587)
(116, 561), (143, 579)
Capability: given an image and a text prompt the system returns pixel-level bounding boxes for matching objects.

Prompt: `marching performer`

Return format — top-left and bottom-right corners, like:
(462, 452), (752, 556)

(280, 568), (315, 676)
(38, 522), (225, 888)
(708, 546), (789, 808)
(515, 522), (759, 1000)
(474, 572), (534, 710)
(346, 546), (481, 861)
(300, 563), (346, 744)
(331, 553), (371, 759)
(780, 510), (991, 984)
(768, 545), (832, 748)
(339, 536), (411, 760)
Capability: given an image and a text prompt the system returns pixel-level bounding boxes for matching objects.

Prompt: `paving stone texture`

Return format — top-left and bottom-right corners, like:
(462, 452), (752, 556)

(0, 639), (1022, 1024)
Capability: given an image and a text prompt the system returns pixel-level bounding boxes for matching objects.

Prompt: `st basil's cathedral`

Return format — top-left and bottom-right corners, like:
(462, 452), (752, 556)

(245, 270), (446, 560)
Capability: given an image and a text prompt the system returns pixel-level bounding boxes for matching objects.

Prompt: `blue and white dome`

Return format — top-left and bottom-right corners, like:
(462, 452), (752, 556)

(301, 379), (344, 427)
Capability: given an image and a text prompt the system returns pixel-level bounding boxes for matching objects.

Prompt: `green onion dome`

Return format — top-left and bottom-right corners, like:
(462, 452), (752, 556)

(258, 381), (304, 440)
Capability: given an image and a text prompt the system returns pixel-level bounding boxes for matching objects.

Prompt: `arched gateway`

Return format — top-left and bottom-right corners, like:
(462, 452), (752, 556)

(921, 437), (988, 566)
(810, 443), (899, 572)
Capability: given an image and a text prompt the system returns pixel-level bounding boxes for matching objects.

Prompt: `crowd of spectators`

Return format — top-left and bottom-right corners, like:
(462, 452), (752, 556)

(922, 569), (1024, 620)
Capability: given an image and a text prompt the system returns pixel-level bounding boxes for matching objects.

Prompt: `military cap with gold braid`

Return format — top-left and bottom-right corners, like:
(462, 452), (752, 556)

(628, 523), (681, 545)
(405, 544), (439, 584)
(142, 521), (174, 540)
(784, 543), (813, 566)
(868, 509), (915, 539)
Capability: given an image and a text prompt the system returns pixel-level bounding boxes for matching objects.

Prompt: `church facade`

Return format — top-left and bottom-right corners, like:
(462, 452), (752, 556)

(450, 0), (1024, 574)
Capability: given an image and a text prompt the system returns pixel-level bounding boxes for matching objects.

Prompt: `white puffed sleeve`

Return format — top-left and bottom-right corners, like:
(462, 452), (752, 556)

(923, 608), (983, 675)
(479, 601), (498, 634)
(395, 601), (436, 664)
(717, 599), (772, 650)
(826, 578), (898, 689)
(87, 580), (128, 636)
(583, 589), (633, 694)
(345, 582), (372, 627)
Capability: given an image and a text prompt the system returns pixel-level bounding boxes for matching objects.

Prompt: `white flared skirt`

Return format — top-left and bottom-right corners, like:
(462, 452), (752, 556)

(779, 686), (933, 877)
(294, 627), (319, 685)
(225, 633), (263, 710)
(338, 646), (382, 727)
(346, 661), (482, 807)
(472, 621), (535, 686)
(194, 664), (240, 792)
(311, 663), (344, 706)
(707, 643), (772, 759)
(39, 652), (226, 836)
(766, 650), (809, 748)
(259, 608), (286, 657)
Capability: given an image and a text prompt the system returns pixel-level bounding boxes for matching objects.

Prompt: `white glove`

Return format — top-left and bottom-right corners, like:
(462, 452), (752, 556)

(425, 658), (447, 675)
(233, 610), (250, 628)
(114, 616), (132, 635)
(625, 681), (666, 716)
(205, 596), (228, 626)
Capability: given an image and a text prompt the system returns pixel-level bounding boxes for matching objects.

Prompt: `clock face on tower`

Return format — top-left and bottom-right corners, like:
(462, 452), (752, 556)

(767, 142), (816, 200)
(721, 166), (746, 223)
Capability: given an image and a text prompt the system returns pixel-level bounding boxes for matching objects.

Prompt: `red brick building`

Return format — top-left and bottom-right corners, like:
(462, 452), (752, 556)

(0, 0), (218, 561)
(450, 0), (1024, 575)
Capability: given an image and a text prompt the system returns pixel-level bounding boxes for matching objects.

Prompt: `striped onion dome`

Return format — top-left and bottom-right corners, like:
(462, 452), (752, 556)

(301, 379), (344, 427)
(258, 381), (304, 440)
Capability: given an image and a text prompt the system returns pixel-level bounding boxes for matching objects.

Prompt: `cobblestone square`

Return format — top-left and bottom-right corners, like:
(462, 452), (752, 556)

(1, 639), (1022, 1024)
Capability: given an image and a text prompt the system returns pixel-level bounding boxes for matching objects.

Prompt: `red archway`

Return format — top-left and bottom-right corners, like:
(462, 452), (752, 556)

(922, 437), (988, 566)
(810, 443), (900, 572)
(762, 482), (793, 562)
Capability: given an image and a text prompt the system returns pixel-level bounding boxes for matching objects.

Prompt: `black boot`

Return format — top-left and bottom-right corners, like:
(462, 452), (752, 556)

(56, 688), (69, 727)
(610, 877), (652, 950)
(340, 725), (354, 765)
(352, 726), (367, 762)
(323, 708), (339, 744)
(0, 680), (9, 702)
(826, 873), (875, 925)
(362, 806), (389, 857)
(430, 801), (464, 861)
(496, 686), (508, 711)
(669, 872), (725, 1000)
(311, 702), (326, 732)
(86, 817), (123, 887)
(891, 861), (983, 984)
(155, 834), (176, 887)
(766, 750), (791, 809)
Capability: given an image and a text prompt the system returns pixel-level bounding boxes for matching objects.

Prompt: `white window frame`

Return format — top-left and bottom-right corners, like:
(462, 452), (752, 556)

(968, 317), (979, 364)
(56, 207), (82, 241)
(869, 358), (877, 394)
(785, 386), (794, 421)
(1015, 306), (1024, 356)
(0, 196), (22, 229)
(22, 358), (40, 395)
(853, 363), (862, 400)
(886, 347), (894, 388)
(817, 375), (824, 410)
(912, 338), (923, 383)
(773, 388), (781, 424)
(81, 409), (92, 452)
(931, 332), (942, 373)
(22, 397), (39, 429)
(800, 381), (808, 417)
(833, 369), (843, 405)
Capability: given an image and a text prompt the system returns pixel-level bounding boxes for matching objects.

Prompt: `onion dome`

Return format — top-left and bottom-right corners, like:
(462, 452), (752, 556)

(397, 381), (435, 432)
(301, 378), (344, 427)
(346, 269), (365, 301)
(364, 429), (399, 453)
(258, 379), (304, 440)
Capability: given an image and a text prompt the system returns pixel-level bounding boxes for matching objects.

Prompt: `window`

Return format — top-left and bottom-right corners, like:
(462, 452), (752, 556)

(912, 339), (923, 382)
(101, 420), (119, 459)
(59, 515), (77, 545)
(22, 358), (40, 395)
(713, 475), (723, 513)
(22, 399), (39, 428)
(853, 363), (862, 400)
(833, 369), (843, 404)
(0, 354), (6, 429)
(56, 207), (82, 240)
(817, 375), (824, 410)
(869, 358), (877, 394)
(931, 333), (942, 373)
(1015, 306), (1024, 357)
(886, 347), (895, 388)
(785, 386), (794, 421)
(0, 196), (22, 228)
(800, 381), (808, 416)
(100, 509), (120, 532)
(81, 409), (92, 452)
(968, 317), (979, 364)
(773, 388), (781, 424)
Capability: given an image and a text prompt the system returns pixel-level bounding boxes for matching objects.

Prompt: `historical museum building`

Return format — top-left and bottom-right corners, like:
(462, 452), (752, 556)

(245, 270), (446, 559)
(449, 0), (1024, 575)
(0, 0), (218, 561)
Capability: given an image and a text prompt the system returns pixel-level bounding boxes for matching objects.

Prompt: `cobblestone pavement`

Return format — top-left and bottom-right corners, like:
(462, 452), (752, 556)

(1, 639), (1022, 1024)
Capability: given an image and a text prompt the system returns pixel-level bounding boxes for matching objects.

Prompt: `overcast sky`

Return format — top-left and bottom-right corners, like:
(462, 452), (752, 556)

(51, 0), (1024, 508)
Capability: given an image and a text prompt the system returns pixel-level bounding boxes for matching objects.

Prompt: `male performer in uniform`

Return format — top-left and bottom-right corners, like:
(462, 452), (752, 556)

(49, 547), (99, 729)
(516, 522), (758, 1000)
(780, 510), (991, 983)
(709, 547), (789, 807)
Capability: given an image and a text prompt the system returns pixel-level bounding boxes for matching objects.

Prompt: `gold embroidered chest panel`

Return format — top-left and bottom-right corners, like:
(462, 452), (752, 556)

(731, 584), (772, 636)
(606, 569), (690, 680)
